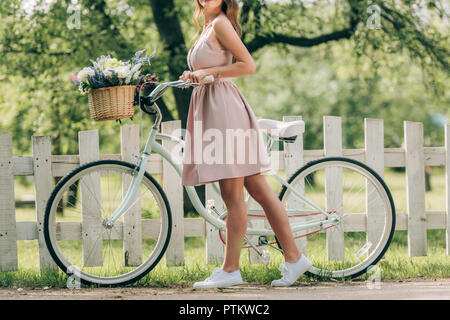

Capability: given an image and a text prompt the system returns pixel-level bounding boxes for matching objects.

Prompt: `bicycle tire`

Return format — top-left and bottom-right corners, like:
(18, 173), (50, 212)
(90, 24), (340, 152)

(44, 159), (172, 287)
(277, 156), (396, 280)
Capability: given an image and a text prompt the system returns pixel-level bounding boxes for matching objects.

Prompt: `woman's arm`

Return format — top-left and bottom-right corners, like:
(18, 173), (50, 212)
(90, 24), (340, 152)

(203, 16), (256, 78)
(181, 15), (256, 84)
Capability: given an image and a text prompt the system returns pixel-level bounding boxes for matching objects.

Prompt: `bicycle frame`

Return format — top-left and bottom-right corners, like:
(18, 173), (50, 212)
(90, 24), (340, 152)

(103, 99), (339, 236)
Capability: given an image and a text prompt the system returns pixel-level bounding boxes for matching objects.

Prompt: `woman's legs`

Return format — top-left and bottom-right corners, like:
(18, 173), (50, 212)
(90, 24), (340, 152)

(218, 176), (247, 273)
(243, 173), (302, 263)
(216, 171), (302, 273)
(195, 172), (304, 288)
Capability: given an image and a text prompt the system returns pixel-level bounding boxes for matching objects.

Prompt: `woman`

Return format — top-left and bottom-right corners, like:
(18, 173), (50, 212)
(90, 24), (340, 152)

(179, 0), (312, 289)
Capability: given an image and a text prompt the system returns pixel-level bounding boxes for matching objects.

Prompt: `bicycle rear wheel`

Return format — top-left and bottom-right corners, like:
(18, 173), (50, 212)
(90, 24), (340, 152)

(44, 160), (172, 286)
(278, 157), (395, 279)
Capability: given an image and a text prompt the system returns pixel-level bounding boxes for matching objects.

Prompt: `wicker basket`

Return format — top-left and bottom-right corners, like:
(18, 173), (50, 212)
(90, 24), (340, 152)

(87, 85), (136, 122)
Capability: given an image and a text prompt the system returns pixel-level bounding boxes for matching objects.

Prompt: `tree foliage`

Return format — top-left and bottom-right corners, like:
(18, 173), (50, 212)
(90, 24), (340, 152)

(0, 0), (448, 212)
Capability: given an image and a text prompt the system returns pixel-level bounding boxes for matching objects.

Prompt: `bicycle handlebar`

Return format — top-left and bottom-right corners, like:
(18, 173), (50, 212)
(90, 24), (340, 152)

(145, 75), (214, 103)
(138, 75), (214, 118)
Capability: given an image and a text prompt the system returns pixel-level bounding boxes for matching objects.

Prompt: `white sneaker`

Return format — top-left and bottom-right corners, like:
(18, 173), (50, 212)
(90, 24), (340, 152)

(193, 267), (244, 289)
(271, 254), (313, 287)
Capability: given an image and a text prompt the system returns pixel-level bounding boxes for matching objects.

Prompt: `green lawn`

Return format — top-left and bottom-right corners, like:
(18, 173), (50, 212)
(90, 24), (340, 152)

(2, 166), (449, 288)
(1, 232), (448, 288)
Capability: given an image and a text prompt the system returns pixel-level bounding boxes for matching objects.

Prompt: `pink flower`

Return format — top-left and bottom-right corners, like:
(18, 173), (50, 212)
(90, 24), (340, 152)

(70, 74), (80, 85)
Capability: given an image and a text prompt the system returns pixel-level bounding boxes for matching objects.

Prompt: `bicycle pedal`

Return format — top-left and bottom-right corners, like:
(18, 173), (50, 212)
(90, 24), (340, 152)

(258, 235), (283, 254)
(258, 235), (268, 246)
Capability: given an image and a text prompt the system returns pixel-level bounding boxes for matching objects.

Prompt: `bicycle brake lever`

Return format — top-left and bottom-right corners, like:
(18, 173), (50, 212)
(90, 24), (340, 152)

(179, 80), (200, 88)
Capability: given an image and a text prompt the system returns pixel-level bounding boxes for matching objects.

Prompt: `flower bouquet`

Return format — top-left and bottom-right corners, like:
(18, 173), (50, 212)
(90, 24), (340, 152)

(71, 49), (158, 122)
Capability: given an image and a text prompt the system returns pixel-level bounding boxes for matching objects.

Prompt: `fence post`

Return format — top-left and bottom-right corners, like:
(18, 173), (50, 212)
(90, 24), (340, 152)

(404, 121), (427, 256)
(283, 115), (307, 255)
(445, 124), (450, 256)
(121, 124), (142, 266)
(78, 130), (103, 267)
(365, 118), (385, 255)
(205, 183), (224, 264)
(162, 120), (185, 266)
(0, 134), (18, 271)
(323, 116), (344, 261)
(32, 136), (57, 271)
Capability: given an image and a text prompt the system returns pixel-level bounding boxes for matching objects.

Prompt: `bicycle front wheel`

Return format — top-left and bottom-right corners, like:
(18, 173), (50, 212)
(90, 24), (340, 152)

(44, 160), (172, 286)
(278, 157), (395, 279)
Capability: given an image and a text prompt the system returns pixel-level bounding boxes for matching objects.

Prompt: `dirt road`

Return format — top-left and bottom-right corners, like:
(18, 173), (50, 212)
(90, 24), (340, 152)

(1, 279), (449, 300)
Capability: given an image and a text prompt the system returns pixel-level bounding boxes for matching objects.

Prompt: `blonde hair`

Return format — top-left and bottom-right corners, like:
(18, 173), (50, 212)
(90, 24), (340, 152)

(194, 0), (242, 38)
(192, 0), (242, 39)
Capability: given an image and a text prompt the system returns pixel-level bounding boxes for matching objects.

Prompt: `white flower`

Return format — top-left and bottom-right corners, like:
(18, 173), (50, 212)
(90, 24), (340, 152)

(103, 69), (113, 77)
(90, 55), (111, 70)
(125, 63), (142, 84)
(77, 67), (95, 83)
(78, 84), (87, 95)
(113, 65), (131, 79)
(102, 58), (124, 70)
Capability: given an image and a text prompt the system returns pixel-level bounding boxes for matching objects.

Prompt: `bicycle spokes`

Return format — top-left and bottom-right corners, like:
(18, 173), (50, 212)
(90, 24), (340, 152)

(279, 158), (395, 279)
(44, 161), (172, 286)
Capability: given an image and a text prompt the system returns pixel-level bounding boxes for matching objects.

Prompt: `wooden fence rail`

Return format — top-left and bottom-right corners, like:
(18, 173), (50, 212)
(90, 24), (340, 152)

(0, 116), (449, 272)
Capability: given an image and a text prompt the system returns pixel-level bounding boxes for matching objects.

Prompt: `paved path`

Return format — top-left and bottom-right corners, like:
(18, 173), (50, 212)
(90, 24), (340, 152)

(1, 279), (449, 300)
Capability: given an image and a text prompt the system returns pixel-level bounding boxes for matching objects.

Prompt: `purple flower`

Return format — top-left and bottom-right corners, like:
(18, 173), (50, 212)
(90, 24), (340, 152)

(135, 50), (145, 59)
(132, 48), (156, 66)
(70, 74), (80, 85)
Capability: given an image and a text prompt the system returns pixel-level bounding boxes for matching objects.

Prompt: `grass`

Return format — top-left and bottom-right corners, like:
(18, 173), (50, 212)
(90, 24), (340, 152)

(1, 231), (449, 288)
(2, 167), (449, 288)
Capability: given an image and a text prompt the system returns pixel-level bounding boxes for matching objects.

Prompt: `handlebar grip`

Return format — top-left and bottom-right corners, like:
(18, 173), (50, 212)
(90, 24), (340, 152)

(202, 75), (214, 84)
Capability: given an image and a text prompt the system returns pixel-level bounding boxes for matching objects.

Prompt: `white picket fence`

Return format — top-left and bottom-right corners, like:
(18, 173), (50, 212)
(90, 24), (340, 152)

(0, 115), (449, 272)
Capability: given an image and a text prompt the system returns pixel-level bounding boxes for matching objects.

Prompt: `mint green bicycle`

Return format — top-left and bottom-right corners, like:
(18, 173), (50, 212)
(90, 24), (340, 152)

(44, 77), (396, 286)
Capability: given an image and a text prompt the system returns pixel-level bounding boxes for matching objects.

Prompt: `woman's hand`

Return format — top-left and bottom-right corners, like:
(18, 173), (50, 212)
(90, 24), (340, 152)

(179, 69), (211, 87)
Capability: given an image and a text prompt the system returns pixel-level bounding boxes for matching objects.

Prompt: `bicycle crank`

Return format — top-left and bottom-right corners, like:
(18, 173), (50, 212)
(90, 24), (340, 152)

(258, 235), (283, 254)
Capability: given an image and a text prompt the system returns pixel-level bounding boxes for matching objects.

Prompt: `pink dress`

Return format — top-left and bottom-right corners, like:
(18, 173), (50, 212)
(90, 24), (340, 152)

(181, 24), (272, 186)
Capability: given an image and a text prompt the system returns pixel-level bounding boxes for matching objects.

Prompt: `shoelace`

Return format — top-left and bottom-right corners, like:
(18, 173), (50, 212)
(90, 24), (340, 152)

(205, 268), (222, 282)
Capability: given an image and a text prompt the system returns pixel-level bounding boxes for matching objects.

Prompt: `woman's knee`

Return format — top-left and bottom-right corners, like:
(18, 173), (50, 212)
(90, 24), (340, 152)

(219, 177), (245, 207)
(244, 174), (267, 204)
(221, 191), (246, 209)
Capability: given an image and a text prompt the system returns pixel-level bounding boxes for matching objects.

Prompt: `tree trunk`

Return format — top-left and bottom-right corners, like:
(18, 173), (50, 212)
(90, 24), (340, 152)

(150, 0), (205, 215)
(149, 0), (193, 129)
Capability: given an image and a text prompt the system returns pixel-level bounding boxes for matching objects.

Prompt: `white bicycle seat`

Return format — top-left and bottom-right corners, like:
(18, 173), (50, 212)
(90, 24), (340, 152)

(257, 118), (305, 139)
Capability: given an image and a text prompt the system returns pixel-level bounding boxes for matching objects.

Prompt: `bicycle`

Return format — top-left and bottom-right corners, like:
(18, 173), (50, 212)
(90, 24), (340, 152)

(44, 76), (396, 286)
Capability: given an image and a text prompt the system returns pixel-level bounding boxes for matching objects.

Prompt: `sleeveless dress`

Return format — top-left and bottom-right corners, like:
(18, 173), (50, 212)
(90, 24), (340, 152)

(181, 23), (272, 186)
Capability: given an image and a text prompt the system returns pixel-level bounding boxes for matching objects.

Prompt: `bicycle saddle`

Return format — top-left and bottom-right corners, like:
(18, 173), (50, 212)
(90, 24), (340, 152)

(257, 118), (305, 139)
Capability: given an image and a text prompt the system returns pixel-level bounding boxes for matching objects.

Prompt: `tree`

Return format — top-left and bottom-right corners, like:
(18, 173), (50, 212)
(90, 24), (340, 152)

(0, 0), (448, 214)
